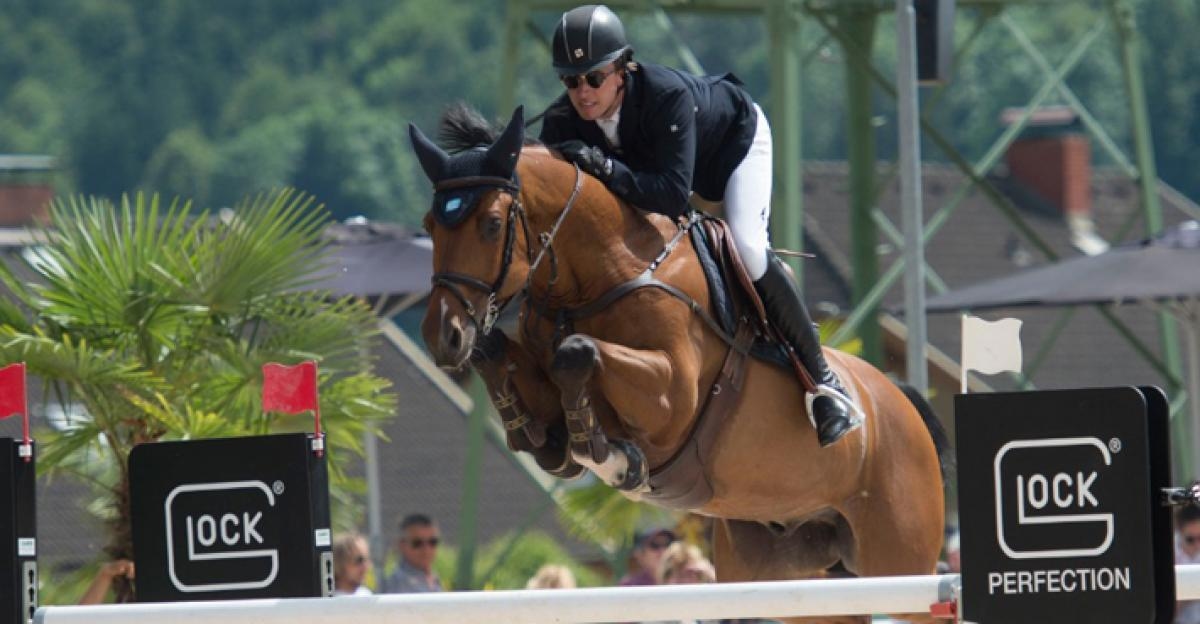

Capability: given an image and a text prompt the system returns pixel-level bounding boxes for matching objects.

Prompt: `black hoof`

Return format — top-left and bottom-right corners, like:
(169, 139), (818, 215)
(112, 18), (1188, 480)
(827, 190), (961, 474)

(535, 446), (585, 480)
(552, 335), (598, 376)
(549, 460), (586, 480)
(611, 439), (649, 491)
(470, 329), (508, 366)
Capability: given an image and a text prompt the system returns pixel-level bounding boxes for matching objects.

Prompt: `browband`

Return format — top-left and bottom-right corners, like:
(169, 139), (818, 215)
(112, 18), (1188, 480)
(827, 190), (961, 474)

(434, 175), (519, 193)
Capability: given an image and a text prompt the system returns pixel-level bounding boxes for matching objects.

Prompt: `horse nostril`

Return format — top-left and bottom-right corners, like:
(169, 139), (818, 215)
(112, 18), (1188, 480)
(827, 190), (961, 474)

(447, 325), (463, 353)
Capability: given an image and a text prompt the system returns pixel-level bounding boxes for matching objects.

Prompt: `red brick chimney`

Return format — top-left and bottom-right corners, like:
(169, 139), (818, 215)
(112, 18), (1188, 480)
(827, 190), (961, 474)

(1000, 106), (1092, 218)
(0, 155), (55, 226)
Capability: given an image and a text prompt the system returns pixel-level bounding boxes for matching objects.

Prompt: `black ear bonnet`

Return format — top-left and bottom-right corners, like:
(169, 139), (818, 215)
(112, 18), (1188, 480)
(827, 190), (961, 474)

(409, 106), (525, 228)
(430, 149), (520, 228)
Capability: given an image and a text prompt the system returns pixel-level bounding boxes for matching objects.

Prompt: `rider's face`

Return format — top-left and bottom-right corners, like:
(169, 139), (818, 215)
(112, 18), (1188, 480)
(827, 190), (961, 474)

(563, 63), (625, 121)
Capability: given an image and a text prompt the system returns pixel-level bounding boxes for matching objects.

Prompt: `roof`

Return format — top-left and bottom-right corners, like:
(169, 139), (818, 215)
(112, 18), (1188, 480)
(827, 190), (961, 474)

(799, 161), (1198, 395)
(0, 155), (55, 172)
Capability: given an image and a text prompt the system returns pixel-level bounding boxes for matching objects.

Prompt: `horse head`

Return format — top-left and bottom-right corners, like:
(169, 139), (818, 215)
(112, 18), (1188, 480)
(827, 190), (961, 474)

(410, 106), (528, 370)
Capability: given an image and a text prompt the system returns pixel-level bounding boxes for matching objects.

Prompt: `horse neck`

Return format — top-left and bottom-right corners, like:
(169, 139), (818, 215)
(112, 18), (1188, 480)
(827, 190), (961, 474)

(519, 156), (658, 307)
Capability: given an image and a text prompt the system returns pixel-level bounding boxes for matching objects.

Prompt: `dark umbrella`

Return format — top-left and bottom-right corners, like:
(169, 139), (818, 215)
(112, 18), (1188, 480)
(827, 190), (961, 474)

(926, 221), (1200, 310)
(309, 219), (432, 313)
(926, 220), (1200, 460)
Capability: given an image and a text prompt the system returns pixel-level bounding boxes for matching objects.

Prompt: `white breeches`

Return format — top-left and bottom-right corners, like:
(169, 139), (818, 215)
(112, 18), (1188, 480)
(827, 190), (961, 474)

(722, 103), (773, 281)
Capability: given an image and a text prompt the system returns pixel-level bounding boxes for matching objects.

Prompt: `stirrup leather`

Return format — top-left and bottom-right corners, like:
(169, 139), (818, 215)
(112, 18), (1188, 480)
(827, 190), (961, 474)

(804, 383), (865, 431)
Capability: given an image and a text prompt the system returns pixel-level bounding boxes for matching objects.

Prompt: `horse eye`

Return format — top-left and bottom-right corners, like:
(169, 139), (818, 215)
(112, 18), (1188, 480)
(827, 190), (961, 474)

(485, 215), (503, 237)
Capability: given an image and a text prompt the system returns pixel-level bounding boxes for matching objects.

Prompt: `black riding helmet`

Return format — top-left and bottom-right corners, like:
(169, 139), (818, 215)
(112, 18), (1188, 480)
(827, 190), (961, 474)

(552, 4), (632, 75)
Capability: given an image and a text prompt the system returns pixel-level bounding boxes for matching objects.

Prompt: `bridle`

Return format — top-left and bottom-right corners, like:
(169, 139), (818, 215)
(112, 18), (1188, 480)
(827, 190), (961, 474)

(429, 165), (584, 336)
(431, 161), (742, 356)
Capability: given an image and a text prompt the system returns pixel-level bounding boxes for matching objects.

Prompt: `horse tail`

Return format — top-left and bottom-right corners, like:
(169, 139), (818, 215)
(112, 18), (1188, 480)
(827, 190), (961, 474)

(895, 382), (955, 484)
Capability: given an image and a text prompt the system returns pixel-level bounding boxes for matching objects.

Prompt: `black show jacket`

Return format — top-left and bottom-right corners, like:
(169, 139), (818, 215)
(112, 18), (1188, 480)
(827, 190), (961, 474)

(539, 61), (758, 219)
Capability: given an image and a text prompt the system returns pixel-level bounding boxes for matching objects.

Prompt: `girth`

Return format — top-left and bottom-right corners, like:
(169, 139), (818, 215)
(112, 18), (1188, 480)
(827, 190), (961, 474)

(643, 319), (757, 509)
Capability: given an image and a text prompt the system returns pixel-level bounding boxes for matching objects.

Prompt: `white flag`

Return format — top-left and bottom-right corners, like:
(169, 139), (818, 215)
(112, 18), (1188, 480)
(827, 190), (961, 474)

(961, 315), (1023, 391)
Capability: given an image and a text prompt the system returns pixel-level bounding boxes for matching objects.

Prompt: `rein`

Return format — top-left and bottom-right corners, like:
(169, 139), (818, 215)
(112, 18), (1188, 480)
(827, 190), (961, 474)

(430, 162), (740, 353)
(527, 211), (744, 351)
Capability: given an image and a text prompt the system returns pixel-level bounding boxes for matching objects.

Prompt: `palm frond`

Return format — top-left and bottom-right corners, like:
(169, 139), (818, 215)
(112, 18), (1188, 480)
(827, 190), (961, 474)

(0, 329), (163, 393)
(555, 479), (677, 549)
(14, 187), (397, 576)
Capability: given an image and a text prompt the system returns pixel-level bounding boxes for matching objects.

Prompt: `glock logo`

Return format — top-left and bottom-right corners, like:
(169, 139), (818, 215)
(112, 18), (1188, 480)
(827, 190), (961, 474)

(994, 437), (1114, 560)
(165, 481), (280, 592)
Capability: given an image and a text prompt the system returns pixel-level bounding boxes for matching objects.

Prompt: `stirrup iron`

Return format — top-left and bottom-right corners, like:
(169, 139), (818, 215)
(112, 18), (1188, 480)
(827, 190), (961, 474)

(804, 383), (864, 431)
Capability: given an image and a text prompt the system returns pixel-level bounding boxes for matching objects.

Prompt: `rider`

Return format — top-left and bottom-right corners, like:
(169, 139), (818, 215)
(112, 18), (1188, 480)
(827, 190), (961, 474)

(539, 4), (860, 448)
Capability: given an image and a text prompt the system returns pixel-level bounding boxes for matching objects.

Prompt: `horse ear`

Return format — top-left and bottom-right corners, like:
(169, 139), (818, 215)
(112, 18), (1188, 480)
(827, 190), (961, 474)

(409, 122), (449, 183)
(484, 106), (524, 178)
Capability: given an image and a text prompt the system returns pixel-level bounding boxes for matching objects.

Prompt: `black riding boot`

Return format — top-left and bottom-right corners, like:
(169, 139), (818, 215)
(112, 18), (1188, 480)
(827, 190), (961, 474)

(755, 252), (861, 447)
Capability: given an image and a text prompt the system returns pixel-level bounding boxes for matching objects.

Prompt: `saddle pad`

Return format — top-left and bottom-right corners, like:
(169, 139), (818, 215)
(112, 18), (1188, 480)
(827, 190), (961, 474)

(689, 216), (790, 368)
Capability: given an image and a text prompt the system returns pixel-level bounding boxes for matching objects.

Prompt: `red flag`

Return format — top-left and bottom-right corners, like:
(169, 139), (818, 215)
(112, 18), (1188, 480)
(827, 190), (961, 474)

(0, 363), (26, 419)
(0, 363), (32, 459)
(262, 361), (318, 414)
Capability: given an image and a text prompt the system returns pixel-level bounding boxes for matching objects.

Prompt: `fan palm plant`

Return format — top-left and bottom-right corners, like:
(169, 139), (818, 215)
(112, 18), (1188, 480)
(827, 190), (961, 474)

(0, 190), (395, 602)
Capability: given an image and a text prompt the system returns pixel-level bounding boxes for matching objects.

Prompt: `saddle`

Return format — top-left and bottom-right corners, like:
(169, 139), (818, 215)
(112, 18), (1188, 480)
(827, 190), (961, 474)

(688, 214), (790, 369)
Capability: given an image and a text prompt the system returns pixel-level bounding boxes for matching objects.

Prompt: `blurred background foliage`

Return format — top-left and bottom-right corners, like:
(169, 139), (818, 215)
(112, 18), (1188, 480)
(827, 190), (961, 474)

(1, 1), (1197, 229)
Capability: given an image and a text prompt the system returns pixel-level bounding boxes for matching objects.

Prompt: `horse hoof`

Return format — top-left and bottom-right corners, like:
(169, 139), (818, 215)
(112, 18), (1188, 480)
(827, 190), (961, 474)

(470, 329), (508, 366)
(552, 334), (598, 377)
(550, 461), (586, 480)
(612, 439), (649, 492)
(536, 447), (585, 480)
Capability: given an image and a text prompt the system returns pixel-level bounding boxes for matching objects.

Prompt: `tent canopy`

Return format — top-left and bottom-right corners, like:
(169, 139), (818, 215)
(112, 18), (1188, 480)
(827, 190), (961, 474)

(926, 221), (1200, 312)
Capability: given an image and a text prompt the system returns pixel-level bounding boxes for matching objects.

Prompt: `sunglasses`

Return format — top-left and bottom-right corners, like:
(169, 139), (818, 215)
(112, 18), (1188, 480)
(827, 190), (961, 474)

(644, 538), (674, 551)
(406, 537), (440, 548)
(561, 67), (616, 90)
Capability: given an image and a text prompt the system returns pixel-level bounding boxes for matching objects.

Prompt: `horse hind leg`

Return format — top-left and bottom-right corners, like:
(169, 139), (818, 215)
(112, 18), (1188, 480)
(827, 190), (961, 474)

(712, 517), (869, 624)
(549, 334), (647, 491)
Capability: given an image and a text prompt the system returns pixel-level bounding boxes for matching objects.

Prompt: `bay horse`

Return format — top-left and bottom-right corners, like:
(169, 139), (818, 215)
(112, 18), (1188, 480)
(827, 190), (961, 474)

(411, 105), (947, 623)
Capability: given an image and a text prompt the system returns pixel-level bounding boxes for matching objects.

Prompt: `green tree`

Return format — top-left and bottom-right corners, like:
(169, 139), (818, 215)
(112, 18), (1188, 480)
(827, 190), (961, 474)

(141, 127), (218, 205)
(0, 189), (395, 602)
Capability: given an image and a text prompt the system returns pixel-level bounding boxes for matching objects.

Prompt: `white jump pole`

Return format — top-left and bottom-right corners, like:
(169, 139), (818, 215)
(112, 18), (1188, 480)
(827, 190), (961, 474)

(37, 575), (956, 624)
(36, 567), (1200, 623)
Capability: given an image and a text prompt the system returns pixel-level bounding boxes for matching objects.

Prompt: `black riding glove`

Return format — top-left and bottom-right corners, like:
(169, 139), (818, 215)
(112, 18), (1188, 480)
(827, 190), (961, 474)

(553, 140), (614, 181)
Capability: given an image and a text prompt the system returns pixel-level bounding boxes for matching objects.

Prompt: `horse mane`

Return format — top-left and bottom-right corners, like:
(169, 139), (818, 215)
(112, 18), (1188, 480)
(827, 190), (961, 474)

(438, 102), (542, 154)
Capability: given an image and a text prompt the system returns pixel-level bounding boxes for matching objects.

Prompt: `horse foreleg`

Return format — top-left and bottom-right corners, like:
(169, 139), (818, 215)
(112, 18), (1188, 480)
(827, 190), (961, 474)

(549, 334), (640, 489)
(471, 330), (547, 451)
(473, 330), (582, 479)
(550, 332), (698, 493)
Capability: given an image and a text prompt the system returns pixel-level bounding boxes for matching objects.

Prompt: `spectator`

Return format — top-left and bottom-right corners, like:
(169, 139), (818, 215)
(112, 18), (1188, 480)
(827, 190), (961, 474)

(526, 564), (577, 589)
(657, 542), (716, 585)
(1176, 505), (1200, 623)
(384, 513), (444, 593)
(937, 529), (961, 574)
(78, 559), (134, 605)
(619, 527), (677, 586)
(333, 531), (373, 596)
(647, 542), (726, 624)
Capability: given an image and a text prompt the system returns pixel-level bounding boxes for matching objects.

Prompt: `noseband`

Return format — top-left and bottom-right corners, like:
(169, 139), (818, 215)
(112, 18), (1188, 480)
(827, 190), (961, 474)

(429, 165), (584, 335)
